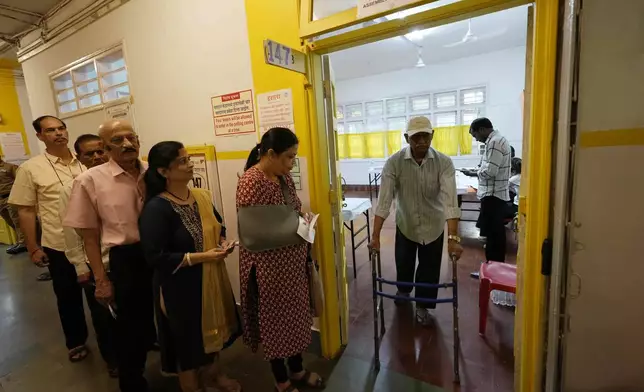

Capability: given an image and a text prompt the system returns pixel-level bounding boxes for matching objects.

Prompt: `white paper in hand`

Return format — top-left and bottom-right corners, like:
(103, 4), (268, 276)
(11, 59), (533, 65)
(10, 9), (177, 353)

(297, 213), (319, 243)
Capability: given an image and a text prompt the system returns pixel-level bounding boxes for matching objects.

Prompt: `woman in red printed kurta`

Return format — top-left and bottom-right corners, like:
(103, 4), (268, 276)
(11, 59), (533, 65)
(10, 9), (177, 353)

(237, 128), (324, 392)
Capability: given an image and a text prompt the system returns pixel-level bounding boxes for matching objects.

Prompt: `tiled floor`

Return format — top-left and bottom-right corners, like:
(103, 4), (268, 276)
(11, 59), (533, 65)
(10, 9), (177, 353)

(341, 193), (516, 392)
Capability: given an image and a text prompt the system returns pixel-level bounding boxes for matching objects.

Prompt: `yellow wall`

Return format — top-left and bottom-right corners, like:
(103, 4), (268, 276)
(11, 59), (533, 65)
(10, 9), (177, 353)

(244, 0), (343, 358)
(0, 60), (30, 245)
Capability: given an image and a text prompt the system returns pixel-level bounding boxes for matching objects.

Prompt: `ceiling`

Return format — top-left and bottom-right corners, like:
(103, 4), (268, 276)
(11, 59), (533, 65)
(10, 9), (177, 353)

(0, 0), (60, 53)
(327, 4), (529, 80)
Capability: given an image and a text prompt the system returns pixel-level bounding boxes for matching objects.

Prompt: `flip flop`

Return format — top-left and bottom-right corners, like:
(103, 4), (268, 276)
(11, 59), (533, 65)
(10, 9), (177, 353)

(68, 345), (89, 363)
(290, 371), (325, 389)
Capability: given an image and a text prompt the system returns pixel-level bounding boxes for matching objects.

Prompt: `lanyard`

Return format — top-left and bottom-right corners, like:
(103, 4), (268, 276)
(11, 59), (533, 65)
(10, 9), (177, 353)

(45, 154), (83, 186)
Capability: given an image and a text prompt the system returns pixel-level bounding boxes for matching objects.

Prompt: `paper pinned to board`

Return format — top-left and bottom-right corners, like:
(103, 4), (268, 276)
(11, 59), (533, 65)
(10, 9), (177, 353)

(0, 132), (28, 163)
(297, 213), (319, 244)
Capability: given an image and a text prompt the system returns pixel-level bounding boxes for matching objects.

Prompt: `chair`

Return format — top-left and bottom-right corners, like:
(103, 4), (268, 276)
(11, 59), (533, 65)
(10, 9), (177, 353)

(479, 261), (517, 335)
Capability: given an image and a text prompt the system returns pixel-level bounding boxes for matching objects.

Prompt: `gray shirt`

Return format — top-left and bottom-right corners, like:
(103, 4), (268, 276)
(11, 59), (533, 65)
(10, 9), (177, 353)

(375, 146), (461, 245)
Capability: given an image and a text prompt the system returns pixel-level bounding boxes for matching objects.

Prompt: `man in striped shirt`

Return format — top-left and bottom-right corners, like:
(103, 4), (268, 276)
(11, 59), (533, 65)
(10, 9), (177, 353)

(467, 118), (511, 267)
(370, 116), (463, 326)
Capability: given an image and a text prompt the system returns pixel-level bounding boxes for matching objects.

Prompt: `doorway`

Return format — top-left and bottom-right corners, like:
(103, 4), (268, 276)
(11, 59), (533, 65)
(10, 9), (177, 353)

(304, 2), (551, 390)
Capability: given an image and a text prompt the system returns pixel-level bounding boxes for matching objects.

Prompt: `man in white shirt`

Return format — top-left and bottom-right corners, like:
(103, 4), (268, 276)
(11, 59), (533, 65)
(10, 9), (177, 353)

(59, 134), (117, 376)
(370, 116), (463, 326)
(466, 118), (511, 268)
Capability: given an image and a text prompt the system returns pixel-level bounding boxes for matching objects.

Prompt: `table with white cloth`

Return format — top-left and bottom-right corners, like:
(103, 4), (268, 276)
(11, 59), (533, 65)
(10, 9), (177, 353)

(342, 197), (372, 278)
(456, 171), (480, 222)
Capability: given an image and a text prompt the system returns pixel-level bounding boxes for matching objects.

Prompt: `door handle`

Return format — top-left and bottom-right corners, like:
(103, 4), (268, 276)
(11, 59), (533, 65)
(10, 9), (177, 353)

(569, 272), (582, 298)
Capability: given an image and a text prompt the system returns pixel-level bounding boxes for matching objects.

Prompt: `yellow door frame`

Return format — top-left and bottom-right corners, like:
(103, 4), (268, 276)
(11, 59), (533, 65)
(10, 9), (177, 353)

(300, 0), (559, 391)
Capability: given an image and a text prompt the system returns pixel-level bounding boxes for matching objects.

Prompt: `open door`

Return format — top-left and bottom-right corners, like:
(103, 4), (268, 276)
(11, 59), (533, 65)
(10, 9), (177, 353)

(321, 55), (350, 346)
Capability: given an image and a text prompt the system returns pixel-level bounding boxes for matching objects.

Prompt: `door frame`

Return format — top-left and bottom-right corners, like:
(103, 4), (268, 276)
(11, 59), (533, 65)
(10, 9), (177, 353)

(300, 1), (560, 391)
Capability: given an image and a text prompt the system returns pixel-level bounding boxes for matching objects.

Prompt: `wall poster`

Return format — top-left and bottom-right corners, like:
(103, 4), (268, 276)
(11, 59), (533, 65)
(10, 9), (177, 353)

(188, 153), (210, 191)
(211, 90), (256, 136)
(256, 88), (294, 136)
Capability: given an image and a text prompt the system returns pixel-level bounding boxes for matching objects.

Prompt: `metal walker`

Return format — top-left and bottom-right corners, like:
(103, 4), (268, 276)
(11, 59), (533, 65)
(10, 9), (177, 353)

(370, 249), (461, 383)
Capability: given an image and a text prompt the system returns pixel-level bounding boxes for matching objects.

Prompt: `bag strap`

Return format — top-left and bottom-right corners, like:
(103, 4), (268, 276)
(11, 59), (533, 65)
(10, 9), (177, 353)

(278, 176), (295, 208)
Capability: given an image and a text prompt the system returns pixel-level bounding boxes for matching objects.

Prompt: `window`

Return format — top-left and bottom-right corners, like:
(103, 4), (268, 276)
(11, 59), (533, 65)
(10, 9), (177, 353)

(410, 94), (431, 112)
(51, 46), (130, 116)
(337, 85), (487, 159)
(434, 91), (457, 109)
(435, 111), (458, 127)
(386, 98), (406, 116)
(461, 87), (486, 105)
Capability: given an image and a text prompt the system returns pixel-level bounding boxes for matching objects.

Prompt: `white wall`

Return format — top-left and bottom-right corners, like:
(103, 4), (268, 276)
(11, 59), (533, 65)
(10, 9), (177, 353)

(334, 46), (526, 184)
(20, 0), (255, 298)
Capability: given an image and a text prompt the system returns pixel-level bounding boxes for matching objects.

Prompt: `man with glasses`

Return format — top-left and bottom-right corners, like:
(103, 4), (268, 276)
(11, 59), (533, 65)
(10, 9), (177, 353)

(9, 115), (91, 362)
(59, 133), (118, 377)
(64, 120), (154, 392)
(369, 116), (463, 326)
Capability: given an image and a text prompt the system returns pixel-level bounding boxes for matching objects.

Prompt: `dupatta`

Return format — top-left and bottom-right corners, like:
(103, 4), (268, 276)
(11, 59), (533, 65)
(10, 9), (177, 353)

(192, 189), (239, 353)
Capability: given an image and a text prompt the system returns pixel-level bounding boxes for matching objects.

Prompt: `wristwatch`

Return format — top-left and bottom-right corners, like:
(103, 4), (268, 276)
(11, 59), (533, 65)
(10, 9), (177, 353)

(447, 235), (461, 244)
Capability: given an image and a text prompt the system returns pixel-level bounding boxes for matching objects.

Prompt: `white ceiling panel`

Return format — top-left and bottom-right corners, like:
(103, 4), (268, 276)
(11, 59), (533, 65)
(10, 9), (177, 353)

(329, 5), (529, 80)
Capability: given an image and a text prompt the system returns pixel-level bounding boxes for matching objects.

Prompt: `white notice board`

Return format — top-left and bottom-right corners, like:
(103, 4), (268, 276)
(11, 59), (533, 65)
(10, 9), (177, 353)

(257, 88), (294, 136)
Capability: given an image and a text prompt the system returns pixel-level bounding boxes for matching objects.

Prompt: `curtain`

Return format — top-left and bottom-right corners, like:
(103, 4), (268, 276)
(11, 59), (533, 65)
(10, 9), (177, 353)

(336, 127), (469, 159)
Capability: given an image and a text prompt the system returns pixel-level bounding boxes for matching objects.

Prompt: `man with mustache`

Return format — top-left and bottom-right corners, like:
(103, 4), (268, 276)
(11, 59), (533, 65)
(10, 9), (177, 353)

(8, 115), (91, 362)
(59, 133), (118, 377)
(64, 120), (154, 392)
(369, 116), (463, 326)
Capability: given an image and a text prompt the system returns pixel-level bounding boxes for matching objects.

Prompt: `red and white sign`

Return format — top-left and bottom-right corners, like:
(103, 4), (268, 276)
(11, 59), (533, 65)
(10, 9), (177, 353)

(211, 90), (256, 136)
(257, 88), (294, 136)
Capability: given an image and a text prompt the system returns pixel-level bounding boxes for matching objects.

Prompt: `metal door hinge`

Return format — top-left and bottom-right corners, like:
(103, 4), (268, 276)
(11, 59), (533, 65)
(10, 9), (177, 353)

(323, 80), (331, 99)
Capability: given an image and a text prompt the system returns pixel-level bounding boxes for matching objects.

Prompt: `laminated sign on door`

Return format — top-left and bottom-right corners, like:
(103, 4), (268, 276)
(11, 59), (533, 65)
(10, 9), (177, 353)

(357, 0), (416, 18)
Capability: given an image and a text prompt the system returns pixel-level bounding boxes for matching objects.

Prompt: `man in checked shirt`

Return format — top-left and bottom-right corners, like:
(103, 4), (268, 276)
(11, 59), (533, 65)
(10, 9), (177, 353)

(464, 118), (512, 277)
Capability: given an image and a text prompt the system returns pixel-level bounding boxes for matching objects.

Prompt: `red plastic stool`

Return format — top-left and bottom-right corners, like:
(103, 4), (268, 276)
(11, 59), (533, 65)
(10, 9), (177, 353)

(479, 261), (517, 335)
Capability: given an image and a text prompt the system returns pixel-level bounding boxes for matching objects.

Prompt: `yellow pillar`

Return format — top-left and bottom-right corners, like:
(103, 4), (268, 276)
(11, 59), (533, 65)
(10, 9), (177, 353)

(516, 0), (559, 390)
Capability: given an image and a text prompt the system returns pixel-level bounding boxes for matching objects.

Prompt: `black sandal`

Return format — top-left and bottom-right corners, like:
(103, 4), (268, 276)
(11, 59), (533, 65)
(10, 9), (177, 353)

(68, 345), (89, 363)
(290, 371), (325, 389)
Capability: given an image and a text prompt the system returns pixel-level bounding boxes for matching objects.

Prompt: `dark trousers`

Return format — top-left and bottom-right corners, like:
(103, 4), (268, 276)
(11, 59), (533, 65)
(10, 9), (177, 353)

(394, 229), (444, 309)
(270, 354), (304, 384)
(110, 243), (155, 392)
(44, 248), (116, 366)
(478, 196), (507, 262)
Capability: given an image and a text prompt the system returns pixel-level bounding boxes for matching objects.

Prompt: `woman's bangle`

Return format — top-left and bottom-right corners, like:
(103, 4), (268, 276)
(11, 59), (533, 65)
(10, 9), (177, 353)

(186, 253), (192, 266)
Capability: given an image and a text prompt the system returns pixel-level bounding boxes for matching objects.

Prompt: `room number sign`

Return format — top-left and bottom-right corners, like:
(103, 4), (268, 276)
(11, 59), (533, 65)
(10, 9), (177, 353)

(263, 39), (306, 74)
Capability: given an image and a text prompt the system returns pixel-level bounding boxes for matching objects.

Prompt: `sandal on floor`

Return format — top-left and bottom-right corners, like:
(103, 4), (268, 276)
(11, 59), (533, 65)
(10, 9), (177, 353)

(68, 345), (89, 363)
(290, 371), (325, 389)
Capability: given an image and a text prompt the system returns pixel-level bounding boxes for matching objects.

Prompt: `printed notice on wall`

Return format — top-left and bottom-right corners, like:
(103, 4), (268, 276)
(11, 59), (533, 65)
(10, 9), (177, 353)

(188, 153), (210, 191)
(256, 88), (294, 136)
(211, 90), (256, 136)
(357, 0), (416, 18)
(0, 132), (28, 163)
(104, 100), (134, 124)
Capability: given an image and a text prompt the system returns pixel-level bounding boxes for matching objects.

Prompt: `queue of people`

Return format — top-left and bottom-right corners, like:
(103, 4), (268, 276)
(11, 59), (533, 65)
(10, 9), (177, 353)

(6, 116), (323, 392)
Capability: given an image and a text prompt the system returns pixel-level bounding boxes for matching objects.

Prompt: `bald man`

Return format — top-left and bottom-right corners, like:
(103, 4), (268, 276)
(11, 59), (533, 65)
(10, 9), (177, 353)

(64, 120), (154, 392)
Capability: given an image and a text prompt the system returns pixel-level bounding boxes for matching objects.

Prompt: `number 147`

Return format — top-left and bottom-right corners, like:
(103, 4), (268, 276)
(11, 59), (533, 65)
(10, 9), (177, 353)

(266, 41), (294, 65)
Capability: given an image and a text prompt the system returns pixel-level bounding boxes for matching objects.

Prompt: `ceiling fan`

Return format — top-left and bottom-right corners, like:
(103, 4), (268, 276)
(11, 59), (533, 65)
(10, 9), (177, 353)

(443, 19), (507, 48)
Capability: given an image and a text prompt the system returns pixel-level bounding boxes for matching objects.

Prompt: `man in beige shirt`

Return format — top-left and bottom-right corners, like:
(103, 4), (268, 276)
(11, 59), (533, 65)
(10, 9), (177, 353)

(0, 156), (25, 254)
(65, 120), (154, 392)
(8, 116), (92, 363)
(59, 133), (117, 376)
